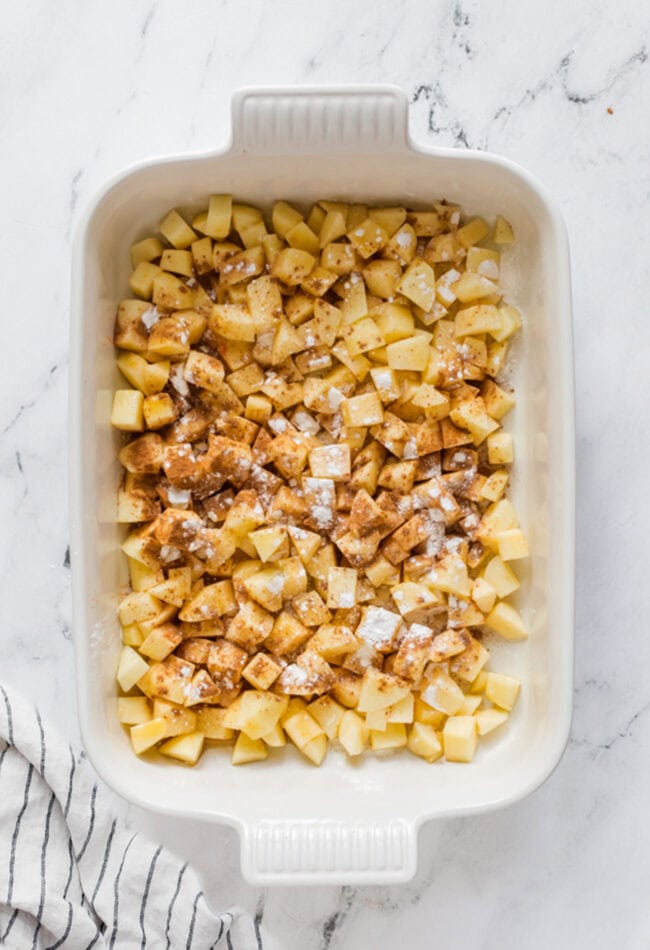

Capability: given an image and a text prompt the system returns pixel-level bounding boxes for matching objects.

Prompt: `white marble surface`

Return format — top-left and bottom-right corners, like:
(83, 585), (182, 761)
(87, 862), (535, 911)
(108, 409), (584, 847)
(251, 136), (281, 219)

(1, 0), (649, 946)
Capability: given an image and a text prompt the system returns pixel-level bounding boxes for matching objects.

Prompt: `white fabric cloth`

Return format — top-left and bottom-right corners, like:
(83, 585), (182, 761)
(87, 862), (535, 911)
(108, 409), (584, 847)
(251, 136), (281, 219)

(0, 684), (261, 949)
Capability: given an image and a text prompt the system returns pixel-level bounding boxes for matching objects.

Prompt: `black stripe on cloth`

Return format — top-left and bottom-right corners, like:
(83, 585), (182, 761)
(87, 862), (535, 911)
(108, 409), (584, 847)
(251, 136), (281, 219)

(139, 845), (162, 949)
(254, 898), (264, 950)
(165, 861), (188, 949)
(90, 818), (117, 909)
(63, 747), (76, 819)
(0, 739), (10, 774)
(45, 900), (74, 950)
(226, 929), (234, 950)
(35, 707), (46, 777)
(210, 916), (225, 949)
(0, 684), (14, 743)
(1, 909), (18, 945)
(63, 835), (76, 900)
(45, 835), (76, 949)
(75, 784), (98, 863)
(2, 762), (35, 943)
(83, 932), (101, 950)
(108, 833), (137, 950)
(211, 912), (233, 949)
(31, 789), (56, 950)
(185, 890), (203, 949)
(6, 763), (34, 904)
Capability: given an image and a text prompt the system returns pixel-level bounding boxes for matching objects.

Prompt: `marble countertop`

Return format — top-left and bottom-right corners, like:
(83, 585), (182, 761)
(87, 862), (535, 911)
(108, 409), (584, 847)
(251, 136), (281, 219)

(2, 0), (648, 946)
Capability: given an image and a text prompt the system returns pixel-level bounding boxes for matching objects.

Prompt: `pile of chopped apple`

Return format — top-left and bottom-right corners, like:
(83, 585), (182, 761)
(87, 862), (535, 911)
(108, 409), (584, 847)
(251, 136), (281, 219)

(111, 194), (526, 767)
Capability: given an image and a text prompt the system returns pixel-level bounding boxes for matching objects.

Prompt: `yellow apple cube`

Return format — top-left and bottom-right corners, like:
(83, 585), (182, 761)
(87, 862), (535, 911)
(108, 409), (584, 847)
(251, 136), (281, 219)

(487, 432), (514, 465)
(338, 709), (368, 756)
(496, 529), (529, 562)
(232, 733), (269, 765)
(482, 556), (520, 597)
(493, 215), (515, 244)
(357, 668), (410, 713)
(111, 390), (144, 432)
(421, 669), (465, 716)
(130, 717), (167, 755)
(370, 722), (407, 750)
(443, 716), (477, 762)
(475, 708), (509, 735)
(485, 672), (520, 710)
(116, 645), (150, 692)
(408, 722), (443, 762)
(117, 696), (152, 725)
(485, 602), (528, 640)
(308, 695), (345, 739)
(386, 336), (430, 372)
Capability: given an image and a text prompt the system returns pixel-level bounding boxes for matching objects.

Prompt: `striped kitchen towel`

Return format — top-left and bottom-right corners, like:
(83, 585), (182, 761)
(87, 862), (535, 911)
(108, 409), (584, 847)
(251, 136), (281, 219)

(0, 684), (260, 949)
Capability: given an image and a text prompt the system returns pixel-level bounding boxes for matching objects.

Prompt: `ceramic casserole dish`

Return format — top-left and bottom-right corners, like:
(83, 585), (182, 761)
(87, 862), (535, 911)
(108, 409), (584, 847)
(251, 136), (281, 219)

(70, 85), (574, 885)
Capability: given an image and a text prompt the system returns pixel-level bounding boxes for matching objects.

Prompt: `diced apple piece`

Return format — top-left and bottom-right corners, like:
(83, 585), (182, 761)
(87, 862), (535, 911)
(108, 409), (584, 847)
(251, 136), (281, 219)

(420, 668), (465, 716)
(309, 444), (351, 481)
(271, 248), (315, 285)
(308, 695), (345, 739)
(365, 707), (389, 731)
(370, 722), (407, 750)
(491, 305), (522, 343)
(203, 194), (232, 239)
(496, 529), (529, 561)
(326, 566), (357, 609)
(396, 259), (435, 310)
(338, 709), (368, 756)
(386, 336), (430, 371)
(341, 392), (384, 427)
(493, 215), (514, 244)
(139, 623), (183, 661)
(242, 653), (282, 691)
(152, 699), (197, 737)
(116, 645), (150, 692)
(143, 393), (177, 429)
(195, 707), (234, 741)
(159, 209), (197, 249)
(232, 733), (268, 765)
(248, 525), (288, 563)
(283, 710), (324, 748)
(347, 218), (389, 258)
(458, 694), (482, 715)
(261, 721), (286, 748)
(457, 217), (490, 248)
(302, 734), (328, 765)
(387, 694), (415, 724)
(117, 696), (152, 725)
(487, 432), (513, 465)
(130, 717), (167, 755)
(357, 668), (410, 713)
(471, 576), (497, 613)
(111, 390), (144, 431)
(408, 722), (443, 762)
(242, 568), (285, 612)
(470, 671), (489, 695)
(485, 672), (520, 710)
(223, 690), (288, 739)
(485, 601), (528, 640)
(482, 556), (520, 597)
(475, 708), (509, 735)
(443, 716), (477, 762)
(131, 236), (164, 267)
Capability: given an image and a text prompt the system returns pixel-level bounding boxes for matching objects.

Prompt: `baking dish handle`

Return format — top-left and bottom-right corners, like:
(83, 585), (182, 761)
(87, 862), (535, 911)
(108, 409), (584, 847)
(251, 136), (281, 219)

(231, 85), (409, 154)
(240, 818), (417, 885)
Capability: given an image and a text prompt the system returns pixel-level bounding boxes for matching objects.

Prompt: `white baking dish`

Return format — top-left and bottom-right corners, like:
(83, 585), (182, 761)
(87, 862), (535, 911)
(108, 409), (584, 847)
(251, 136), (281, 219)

(70, 85), (574, 885)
